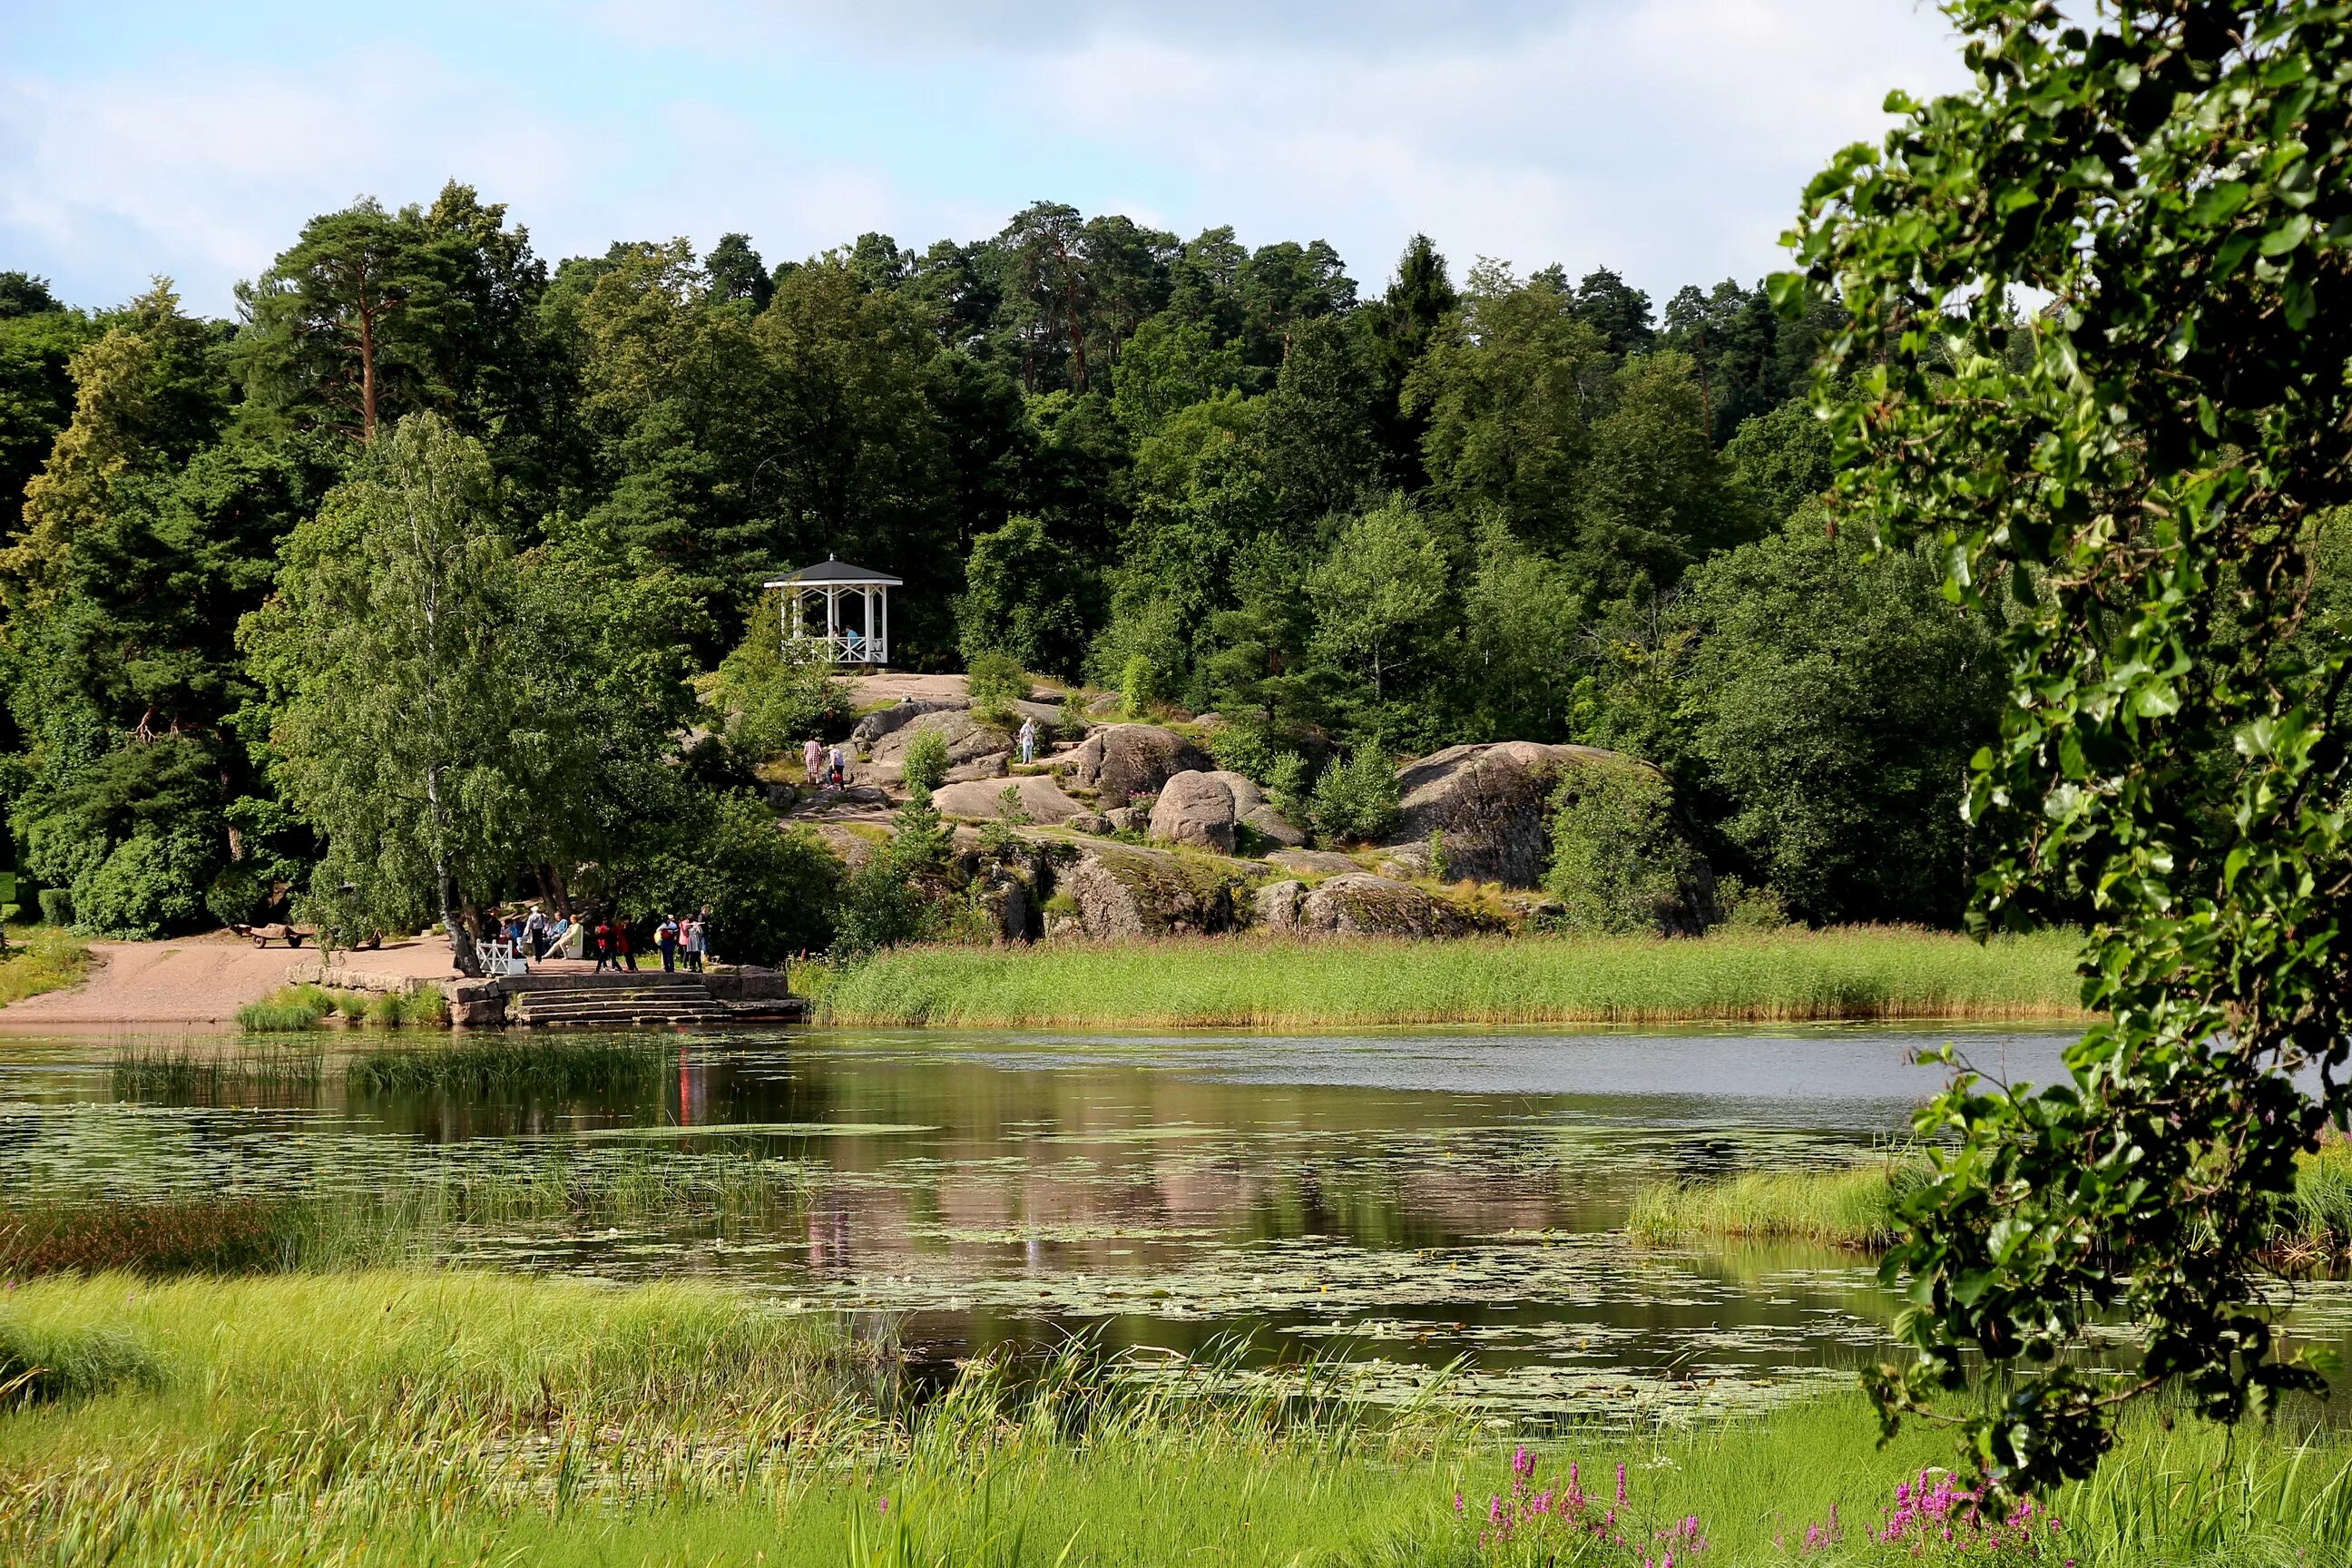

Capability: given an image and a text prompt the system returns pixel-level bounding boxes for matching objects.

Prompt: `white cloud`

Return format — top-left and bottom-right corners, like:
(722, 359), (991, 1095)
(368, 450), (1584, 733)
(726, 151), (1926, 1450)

(1004, 0), (1965, 292)
(1, 0), (1971, 313)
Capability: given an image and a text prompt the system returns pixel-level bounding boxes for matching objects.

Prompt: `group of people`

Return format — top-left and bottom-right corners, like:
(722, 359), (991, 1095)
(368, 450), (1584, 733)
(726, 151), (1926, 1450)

(501, 905), (574, 960)
(803, 736), (849, 789)
(490, 904), (715, 974)
(796, 715), (1041, 790)
(591, 908), (712, 974)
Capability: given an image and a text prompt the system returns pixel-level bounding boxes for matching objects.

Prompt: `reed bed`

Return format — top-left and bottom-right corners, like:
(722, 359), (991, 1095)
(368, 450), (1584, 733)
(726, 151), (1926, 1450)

(0, 1155), (809, 1278)
(110, 1042), (324, 1102)
(0, 1269), (2344, 1564)
(809, 926), (2088, 1029)
(1628, 1156), (1931, 1249)
(348, 1034), (676, 1097)
(1633, 1139), (2352, 1260)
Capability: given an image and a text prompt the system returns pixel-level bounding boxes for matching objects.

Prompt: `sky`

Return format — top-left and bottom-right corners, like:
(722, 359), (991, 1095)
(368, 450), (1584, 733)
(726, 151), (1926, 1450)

(0, 0), (1969, 318)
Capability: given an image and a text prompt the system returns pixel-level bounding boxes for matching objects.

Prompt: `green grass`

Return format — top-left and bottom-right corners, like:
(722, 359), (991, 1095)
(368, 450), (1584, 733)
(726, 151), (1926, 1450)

(0, 924), (91, 1007)
(809, 926), (2087, 1028)
(111, 1041), (325, 1101)
(1633, 1140), (2352, 1259)
(236, 983), (446, 1032)
(348, 1034), (674, 1096)
(1628, 1156), (1930, 1249)
(0, 1269), (2344, 1564)
(233, 982), (338, 1032)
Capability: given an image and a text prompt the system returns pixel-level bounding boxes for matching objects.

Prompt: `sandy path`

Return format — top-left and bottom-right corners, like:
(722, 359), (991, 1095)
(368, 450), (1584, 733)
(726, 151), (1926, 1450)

(0, 933), (463, 1029)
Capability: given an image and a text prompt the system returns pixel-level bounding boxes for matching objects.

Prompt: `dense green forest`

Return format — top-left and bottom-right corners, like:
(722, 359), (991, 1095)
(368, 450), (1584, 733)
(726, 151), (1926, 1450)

(0, 189), (2013, 945)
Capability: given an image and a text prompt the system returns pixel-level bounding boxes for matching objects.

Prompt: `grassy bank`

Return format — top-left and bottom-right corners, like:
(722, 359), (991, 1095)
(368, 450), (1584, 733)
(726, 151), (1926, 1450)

(808, 926), (2087, 1028)
(1632, 1141), (2352, 1260)
(1, 1268), (2346, 1564)
(0, 925), (91, 1007)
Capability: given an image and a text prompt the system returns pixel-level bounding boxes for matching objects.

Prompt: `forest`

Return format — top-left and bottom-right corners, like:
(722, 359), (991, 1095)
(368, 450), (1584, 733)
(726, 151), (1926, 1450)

(0, 189), (2023, 948)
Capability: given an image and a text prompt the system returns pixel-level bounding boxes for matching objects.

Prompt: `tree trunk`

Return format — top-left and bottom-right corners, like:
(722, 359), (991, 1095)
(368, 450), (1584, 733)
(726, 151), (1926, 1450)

(428, 762), (481, 977)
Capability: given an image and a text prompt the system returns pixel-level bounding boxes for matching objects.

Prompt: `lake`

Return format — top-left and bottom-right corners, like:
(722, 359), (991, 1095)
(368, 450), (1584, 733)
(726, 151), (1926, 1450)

(8, 1022), (2345, 1426)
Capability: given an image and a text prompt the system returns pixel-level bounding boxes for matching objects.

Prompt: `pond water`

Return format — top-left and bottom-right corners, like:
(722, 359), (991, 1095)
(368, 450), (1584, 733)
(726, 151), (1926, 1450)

(6, 1024), (2348, 1426)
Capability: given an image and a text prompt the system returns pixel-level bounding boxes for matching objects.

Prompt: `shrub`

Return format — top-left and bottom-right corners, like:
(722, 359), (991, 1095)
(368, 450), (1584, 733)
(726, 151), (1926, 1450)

(1545, 760), (1710, 936)
(832, 857), (935, 956)
(965, 652), (1028, 725)
(1205, 722), (1279, 784)
(35, 888), (69, 926)
(204, 864), (270, 928)
(1308, 747), (1399, 845)
(633, 793), (844, 967)
(1120, 653), (1160, 720)
(1267, 752), (1311, 826)
(333, 991), (368, 1022)
(73, 830), (214, 939)
(900, 727), (952, 794)
(1714, 875), (1794, 932)
(711, 597), (850, 764)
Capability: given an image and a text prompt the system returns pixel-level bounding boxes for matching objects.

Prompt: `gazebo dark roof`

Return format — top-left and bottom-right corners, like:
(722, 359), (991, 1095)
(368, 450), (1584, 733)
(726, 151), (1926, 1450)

(764, 557), (903, 587)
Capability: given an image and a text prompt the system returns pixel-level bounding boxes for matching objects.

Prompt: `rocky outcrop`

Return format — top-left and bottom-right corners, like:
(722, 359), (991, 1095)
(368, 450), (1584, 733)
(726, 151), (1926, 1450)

(1057, 724), (1212, 807)
(1254, 879), (1306, 932)
(852, 696), (1061, 751)
(1298, 873), (1475, 937)
(1385, 741), (1623, 888)
(1148, 770), (1238, 854)
(931, 775), (1087, 824)
(1266, 848), (1360, 878)
(1056, 842), (1248, 939)
(1200, 769), (1304, 848)
(865, 709), (1014, 777)
(1103, 806), (1143, 835)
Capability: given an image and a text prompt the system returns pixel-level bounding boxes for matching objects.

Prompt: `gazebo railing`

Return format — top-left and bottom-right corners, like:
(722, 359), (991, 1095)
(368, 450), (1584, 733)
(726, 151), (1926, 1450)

(790, 629), (887, 665)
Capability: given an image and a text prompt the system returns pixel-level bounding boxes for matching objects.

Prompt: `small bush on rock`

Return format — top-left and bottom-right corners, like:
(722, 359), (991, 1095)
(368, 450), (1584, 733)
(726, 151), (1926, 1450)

(1308, 747), (1399, 845)
(900, 728), (951, 794)
(966, 652), (1027, 725)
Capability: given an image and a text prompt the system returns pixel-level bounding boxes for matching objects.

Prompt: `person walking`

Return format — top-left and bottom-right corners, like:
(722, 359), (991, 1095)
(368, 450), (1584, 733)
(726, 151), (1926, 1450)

(803, 735), (824, 788)
(592, 917), (613, 973)
(617, 917), (638, 972)
(828, 743), (848, 789)
(656, 913), (680, 974)
(1017, 715), (1037, 766)
(524, 904), (548, 961)
(693, 906), (714, 971)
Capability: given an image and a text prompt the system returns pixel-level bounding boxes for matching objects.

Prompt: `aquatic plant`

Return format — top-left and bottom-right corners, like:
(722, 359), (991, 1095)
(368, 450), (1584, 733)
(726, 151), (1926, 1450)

(811, 927), (2086, 1029)
(348, 1034), (676, 1096)
(1634, 1141), (2352, 1264)
(110, 1042), (325, 1102)
(1626, 1158), (1929, 1250)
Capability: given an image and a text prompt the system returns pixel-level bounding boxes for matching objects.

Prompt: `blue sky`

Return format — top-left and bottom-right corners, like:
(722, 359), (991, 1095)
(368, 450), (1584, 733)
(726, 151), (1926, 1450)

(3, 0), (1966, 317)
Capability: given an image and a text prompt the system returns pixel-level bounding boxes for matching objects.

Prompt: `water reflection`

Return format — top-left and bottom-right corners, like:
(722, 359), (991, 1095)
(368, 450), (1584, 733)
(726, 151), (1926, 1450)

(0, 1022), (2134, 1424)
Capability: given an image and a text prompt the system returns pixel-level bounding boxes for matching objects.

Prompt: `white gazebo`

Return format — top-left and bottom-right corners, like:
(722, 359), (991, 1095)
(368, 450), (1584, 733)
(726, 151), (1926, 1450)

(764, 558), (902, 666)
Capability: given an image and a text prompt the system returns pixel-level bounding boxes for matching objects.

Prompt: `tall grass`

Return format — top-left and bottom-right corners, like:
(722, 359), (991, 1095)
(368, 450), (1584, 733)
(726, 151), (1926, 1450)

(0, 1270), (2342, 1564)
(348, 1034), (675, 1096)
(1634, 1139), (2352, 1259)
(0, 925), (91, 1007)
(810, 926), (2088, 1028)
(110, 1042), (324, 1102)
(0, 1159), (808, 1278)
(1628, 1156), (1931, 1249)
(235, 983), (446, 1032)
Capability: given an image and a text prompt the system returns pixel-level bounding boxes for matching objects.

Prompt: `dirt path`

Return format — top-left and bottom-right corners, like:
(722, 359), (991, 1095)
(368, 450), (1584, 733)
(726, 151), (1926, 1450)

(0, 933), (462, 1029)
